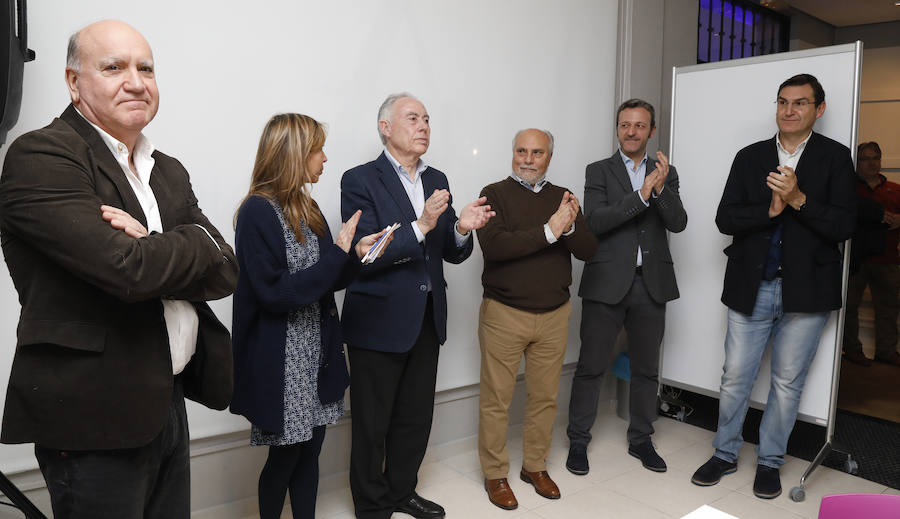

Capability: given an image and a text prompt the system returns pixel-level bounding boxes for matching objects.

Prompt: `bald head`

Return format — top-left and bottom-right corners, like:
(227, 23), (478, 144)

(65, 20), (159, 149)
(67, 20), (150, 73)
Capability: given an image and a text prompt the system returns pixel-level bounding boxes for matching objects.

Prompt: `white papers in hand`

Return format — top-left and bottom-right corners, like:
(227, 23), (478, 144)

(361, 222), (401, 264)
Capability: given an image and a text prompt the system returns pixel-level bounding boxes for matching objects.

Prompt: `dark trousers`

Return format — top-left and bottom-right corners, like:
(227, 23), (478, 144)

(348, 297), (439, 519)
(843, 262), (900, 358)
(257, 425), (326, 519)
(34, 378), (190, 519)
(568, 274), (665, 446)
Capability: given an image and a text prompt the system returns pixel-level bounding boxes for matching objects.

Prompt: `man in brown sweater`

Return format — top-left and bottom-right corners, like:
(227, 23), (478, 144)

(476, 129), (597, 510)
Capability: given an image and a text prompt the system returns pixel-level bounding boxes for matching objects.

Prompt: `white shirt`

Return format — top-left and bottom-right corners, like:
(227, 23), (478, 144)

(383, 148), (470, 247)
(776, 130), (812, 170)
(77, 109), (199, 375)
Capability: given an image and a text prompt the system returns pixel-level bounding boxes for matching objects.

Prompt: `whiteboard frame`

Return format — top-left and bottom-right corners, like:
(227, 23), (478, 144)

(661, 42), (863, 426)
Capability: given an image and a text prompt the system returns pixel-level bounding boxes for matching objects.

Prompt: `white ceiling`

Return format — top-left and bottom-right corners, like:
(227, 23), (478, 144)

(784, 0), (900, 27)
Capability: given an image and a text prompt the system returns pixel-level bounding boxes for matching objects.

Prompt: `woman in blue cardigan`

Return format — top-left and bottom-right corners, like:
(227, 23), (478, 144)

(230, 113), (387, 519)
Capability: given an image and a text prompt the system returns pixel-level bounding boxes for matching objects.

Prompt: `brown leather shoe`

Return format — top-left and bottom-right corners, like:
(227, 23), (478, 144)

(519, 469), (561, 499)
(484, 478), (518, 510)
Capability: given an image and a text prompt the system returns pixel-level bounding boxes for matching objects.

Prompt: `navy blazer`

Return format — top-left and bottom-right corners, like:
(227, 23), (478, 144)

(716, 132), (857, 315)
(230, 195), (358, 434)
(340, 152), (473, 353)
(579, 152), (687, 305)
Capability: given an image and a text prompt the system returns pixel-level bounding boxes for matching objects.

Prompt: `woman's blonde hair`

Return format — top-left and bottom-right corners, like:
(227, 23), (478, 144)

(239, 113), (327, 241)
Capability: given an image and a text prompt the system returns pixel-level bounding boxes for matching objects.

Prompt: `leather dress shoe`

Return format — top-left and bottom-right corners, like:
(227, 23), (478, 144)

(484, 478), (518, 510)
(628, 441), (667, 472)
(519, 469), (561, 499)
(394, 492), (445, 518)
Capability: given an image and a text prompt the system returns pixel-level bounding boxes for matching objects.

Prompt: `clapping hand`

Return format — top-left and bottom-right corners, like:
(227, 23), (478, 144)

(456, 196), (495, 234)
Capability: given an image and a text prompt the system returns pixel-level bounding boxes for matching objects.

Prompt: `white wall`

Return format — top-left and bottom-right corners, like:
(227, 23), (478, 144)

(0, 0), (619, 475)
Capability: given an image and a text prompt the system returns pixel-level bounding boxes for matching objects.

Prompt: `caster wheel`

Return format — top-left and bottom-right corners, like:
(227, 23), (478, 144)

(844, 459), (858, 474)
(789, 486), (805, 502)
(660, 402), (670, 413)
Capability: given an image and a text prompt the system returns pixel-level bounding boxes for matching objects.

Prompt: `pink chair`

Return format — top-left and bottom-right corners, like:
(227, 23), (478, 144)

(818, 493), (900, 518)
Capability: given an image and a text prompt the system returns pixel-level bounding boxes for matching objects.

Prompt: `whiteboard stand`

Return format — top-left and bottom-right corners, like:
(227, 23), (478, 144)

(0, 470), (46, 518)
(789, 41), (864, 503)
(789, 240), (858, 502)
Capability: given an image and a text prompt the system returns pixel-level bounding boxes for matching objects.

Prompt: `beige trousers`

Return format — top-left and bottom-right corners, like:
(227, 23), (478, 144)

(477, 297), (571, 479)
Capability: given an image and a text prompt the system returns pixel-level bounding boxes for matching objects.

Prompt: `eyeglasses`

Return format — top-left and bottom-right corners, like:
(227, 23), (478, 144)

(776, 98), (815, 110)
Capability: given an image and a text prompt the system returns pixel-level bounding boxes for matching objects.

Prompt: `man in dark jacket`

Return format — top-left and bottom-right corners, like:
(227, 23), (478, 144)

(691, 74), (856, 500)
(0, 20), (237, 519)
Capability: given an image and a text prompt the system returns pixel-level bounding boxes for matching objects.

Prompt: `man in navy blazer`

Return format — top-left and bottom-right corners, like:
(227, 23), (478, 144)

(691, 74), (856, 499)
(341, 93), (494, 519)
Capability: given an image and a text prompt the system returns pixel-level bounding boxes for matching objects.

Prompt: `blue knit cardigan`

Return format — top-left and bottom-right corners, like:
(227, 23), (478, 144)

(229, 195), (359, 433)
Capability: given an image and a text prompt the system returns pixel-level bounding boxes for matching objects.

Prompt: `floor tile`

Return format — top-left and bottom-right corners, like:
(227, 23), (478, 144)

(417, 460), (464, 488)
(529, 485), (671, 519)
(315, 486), (354, 518)
(603, 466), (733, 517)
(709, 491), (807, 519)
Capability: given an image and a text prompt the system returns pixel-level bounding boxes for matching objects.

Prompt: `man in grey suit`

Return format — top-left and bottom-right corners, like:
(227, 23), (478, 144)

(565, 98), (687, 475)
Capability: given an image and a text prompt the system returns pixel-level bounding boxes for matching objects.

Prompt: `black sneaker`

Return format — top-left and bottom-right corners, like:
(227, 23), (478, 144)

(628, 441), (667, 472)
(691, 456), (737, 486)
(566, 444), (589, 475)
(753, 465), (782, 499)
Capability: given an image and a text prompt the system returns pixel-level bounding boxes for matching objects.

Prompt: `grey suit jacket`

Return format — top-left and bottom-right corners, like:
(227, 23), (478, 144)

(578, 151), (687, 305)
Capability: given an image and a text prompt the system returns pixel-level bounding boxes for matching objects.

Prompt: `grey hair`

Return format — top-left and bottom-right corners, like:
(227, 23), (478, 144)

(377, 92), (418, 144)
(512, 128), (555, 155)
(66, 30), (81, 72)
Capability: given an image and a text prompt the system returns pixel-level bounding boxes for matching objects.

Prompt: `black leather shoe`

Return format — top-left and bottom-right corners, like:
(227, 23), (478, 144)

(753, 465), (782, 499)
(395, 493), (446, 518)
(566, 444), (589, 475)
(691, 456), (737, 486)
(628, 441), (667, 472)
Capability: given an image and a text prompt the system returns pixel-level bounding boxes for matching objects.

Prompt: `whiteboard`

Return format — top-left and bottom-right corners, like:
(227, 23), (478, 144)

(0, 0), (618, 473)
(662, 43), (862, 425)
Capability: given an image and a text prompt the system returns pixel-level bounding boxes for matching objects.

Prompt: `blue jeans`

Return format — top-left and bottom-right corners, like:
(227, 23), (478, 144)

(712, 279), (828, 469)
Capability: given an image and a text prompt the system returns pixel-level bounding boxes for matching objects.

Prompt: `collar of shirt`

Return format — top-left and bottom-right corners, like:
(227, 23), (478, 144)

(509, 172), (548, 193)
(74, 107), (156, 187)
(618, 149), (648, 174)
(384, 147), (428, 183)
(775, 130), (812, 168)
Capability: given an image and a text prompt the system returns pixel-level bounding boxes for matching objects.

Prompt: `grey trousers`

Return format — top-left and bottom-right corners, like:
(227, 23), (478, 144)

(567, 273), (666, 446)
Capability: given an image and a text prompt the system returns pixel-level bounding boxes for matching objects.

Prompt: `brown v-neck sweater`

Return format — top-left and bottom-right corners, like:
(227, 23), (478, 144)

(476, 177), (597, 313)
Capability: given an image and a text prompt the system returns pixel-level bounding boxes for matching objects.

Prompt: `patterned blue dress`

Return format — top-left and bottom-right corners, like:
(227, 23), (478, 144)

(251, 200), (344, 446)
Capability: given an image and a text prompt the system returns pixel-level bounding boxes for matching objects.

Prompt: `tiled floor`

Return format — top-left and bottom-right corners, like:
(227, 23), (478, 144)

(252, 409), (899, 518)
